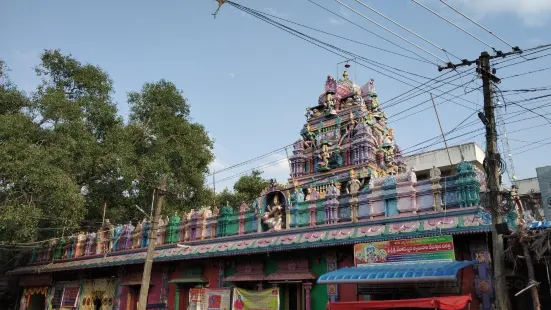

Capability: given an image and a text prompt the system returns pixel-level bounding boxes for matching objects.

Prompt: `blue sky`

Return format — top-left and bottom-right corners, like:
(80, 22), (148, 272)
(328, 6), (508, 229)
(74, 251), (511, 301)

(2, 0), (551, 192)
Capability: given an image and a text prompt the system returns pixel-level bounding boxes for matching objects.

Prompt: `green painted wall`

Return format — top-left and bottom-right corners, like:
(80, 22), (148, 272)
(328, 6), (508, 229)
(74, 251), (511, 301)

(223, 265), (237, 288)
(310, 252), (328, 310)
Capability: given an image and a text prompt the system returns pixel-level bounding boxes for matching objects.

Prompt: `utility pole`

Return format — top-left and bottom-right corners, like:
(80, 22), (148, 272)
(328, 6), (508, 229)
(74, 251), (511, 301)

(479, 51), (510, 310)
(137, 175), (167, 310)
(439, 48), (522, 310)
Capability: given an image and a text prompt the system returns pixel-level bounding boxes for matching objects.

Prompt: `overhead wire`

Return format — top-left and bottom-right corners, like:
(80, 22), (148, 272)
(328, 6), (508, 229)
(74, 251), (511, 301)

(437, 0), (516, 49)
(306, 0), (436, 65)
(494, 85), (551, 125)
(410, 0), (497, 52)
(230, 1), (481, 113)
(501, 66), (551, 80)
(334, 0), (448, 64)
(253, 6), (432, 65)
(351, 0), (463, 61)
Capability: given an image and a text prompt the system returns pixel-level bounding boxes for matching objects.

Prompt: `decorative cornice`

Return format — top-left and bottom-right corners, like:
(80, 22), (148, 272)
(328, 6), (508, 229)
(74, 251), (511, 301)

(10, 207), (490, 275)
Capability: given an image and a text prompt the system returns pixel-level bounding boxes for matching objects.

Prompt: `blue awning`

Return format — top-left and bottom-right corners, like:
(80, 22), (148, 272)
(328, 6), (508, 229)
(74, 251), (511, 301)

(318, 260), (476, 284)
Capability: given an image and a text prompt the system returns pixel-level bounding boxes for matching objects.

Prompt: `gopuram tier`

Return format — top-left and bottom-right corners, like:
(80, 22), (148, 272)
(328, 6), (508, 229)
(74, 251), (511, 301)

(289, 67), (406, 198)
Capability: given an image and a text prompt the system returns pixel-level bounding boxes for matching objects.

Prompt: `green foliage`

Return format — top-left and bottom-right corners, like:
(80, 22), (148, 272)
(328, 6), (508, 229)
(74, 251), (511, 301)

(233, 170), (270, 204)
(127, 79), (214, 216)
(215, 170), (270, 209)
(0, 51), (215, 269)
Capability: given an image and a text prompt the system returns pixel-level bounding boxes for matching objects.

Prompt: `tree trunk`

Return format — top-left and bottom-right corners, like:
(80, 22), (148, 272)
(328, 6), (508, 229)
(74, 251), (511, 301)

(137, 175), (167, 310)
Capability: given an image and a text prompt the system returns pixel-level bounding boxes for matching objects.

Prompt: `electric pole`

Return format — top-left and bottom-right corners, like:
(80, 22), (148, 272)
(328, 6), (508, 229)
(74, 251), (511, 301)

(137, 175), (167, 310)
(479, 51), (510, 310)
(439, 48), (522, 310)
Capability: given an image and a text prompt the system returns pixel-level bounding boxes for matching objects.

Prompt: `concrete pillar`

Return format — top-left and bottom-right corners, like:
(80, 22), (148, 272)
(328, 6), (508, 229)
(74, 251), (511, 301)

(303, 283), (312, 310)
(174, 285), (180, 310)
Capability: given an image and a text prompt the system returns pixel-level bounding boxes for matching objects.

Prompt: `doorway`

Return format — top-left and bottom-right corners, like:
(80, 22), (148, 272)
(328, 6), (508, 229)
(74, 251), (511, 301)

(27, 294), (46, 310)
(278, 283), (303, 310)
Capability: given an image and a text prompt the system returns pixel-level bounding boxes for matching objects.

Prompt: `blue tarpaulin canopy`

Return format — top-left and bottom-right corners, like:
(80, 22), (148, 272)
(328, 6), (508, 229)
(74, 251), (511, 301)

(318, 260), (476, 284)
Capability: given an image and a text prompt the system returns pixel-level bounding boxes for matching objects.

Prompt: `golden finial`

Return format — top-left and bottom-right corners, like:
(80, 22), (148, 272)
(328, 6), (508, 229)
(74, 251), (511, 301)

(343, 63), (351, 79)
(350, 169), (357, 178)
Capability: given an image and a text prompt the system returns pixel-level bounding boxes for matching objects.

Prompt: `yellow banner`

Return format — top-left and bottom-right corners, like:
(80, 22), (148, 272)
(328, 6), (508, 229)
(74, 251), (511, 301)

(232, 288), (279, 310)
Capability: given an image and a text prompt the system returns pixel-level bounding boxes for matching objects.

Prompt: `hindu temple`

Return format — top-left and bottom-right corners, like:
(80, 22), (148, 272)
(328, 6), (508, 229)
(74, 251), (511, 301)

(9, 68), (505, 310)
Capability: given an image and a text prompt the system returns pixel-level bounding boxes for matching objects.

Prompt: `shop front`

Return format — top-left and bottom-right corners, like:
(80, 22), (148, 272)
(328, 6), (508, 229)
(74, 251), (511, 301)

(318, 235), (477, 310)
(18, 274), (52, 310)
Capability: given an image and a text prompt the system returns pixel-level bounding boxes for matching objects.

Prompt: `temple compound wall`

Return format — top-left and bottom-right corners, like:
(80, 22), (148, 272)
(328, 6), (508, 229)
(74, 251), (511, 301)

(10, 69), (503, 310)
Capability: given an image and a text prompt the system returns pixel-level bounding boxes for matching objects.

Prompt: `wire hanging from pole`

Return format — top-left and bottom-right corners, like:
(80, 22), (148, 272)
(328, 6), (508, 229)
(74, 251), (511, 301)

(438, 0), (516, 50)
(411, 0), (497, 52)
(353, 0), (463, 61)
(334, 0), (448, 64)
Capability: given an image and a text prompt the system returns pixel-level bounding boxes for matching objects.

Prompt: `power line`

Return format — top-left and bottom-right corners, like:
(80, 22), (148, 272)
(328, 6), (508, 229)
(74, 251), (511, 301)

(491, 44), (551, 67)
(230, 2), (482, 113)
(437, 0), (515, 49)
(306, 0), (436, 65)
(411, 0), (499, 52)
(334, 0), (448, 64)
(251, 6), (433, 65)
(501, 66), (551, 80)
(494, 86), (551, 125)
(352, 0), (463, 61)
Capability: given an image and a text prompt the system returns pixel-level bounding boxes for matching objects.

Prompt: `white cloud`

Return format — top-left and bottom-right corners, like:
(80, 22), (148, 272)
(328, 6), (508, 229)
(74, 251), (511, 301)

(329, 18), (342, 26)
(339, 6), (350, 18)
(526, 37), (542, 46)
(209, 158), (225, 172)
(446, 0), (551, 27)
(229, 72), (235, 79)
(264, 7), (287, 18)
(261, 154), (291, 185)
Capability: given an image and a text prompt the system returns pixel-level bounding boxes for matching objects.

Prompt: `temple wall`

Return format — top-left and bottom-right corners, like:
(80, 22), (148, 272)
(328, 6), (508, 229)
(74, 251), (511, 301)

(118, 266), (164, 310)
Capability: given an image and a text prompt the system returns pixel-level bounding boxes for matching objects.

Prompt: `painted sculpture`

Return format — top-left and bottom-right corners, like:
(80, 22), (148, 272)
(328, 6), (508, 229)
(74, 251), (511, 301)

(262, 195), (284, 231)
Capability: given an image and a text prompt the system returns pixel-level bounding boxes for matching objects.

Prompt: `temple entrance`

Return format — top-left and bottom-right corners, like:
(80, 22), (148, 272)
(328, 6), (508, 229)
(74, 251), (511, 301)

(276, 283), (304, 310)
(27, 293), (46, 310)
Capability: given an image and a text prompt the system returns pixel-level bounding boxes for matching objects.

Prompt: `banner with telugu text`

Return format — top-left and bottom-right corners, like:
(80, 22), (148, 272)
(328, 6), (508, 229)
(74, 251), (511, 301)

(354, 235), (455, 266)
(232, 288), (279, 310)
(188, 288), (231, 310)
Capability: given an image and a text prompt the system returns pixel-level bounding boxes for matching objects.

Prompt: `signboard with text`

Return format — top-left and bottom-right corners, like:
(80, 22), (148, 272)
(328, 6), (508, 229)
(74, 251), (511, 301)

(354, 235), (455, 266)
(188, 288), (231, 310)
(232, 288), (279, 310)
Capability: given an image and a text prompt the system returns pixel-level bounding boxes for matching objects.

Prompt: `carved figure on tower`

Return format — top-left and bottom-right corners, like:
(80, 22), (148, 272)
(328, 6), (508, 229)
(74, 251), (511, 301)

(318, 144), (332, 171)
(262, 195), (284, 231)
(324, 93), (337, 115)
(347, 169), (364, 195)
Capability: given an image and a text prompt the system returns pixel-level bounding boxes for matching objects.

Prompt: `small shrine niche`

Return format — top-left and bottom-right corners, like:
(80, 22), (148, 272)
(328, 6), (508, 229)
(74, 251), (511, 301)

(261, 190), (287, 232)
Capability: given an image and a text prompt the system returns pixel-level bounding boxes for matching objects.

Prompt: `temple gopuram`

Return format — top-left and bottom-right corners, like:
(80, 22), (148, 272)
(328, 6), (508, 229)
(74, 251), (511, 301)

(10, 68), (508, 310)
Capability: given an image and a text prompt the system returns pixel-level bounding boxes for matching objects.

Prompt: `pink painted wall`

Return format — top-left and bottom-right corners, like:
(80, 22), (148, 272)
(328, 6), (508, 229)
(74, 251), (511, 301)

(119, 266), (164, 309)
(166, 261), (220, 310)
(337, 254), (357, 302)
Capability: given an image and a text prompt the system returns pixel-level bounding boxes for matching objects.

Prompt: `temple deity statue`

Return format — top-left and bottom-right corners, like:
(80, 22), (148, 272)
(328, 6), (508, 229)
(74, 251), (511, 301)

(301, 124), (317, 149)
(323, 93), (337, 115)
(312, 108), (321, 118)
(262, 195), (284, 231)
(305, 107), (313, 120)
(347, 169), (363, 195)
(318, 144), (332, 170)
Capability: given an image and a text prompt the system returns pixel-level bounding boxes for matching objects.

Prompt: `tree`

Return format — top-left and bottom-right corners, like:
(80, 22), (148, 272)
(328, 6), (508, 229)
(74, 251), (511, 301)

(233, 170), (270, 204)
(213, 170), (270, 209)
(0, 51), (215, 251)
(126, 79), (214, 216)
